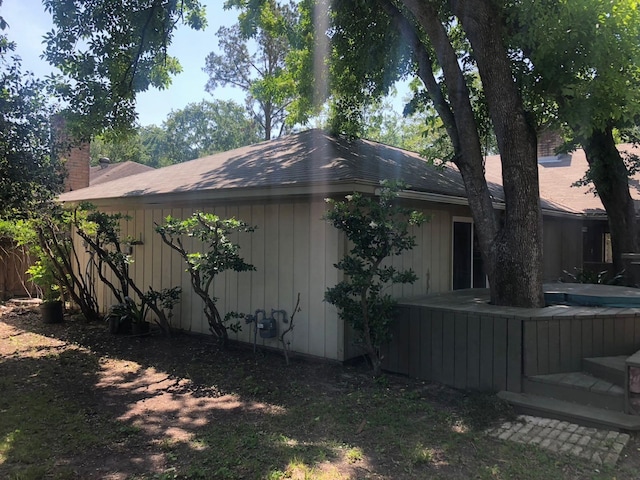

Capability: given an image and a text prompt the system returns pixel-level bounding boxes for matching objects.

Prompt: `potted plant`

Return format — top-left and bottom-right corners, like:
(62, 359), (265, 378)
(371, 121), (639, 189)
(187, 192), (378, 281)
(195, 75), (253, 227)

(27, 258), (64, 324)
(105, 297), (149, 335)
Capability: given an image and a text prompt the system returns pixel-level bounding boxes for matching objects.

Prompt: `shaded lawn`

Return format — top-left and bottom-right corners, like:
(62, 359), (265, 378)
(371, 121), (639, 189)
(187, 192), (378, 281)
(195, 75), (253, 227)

(0, 303), (637, 479)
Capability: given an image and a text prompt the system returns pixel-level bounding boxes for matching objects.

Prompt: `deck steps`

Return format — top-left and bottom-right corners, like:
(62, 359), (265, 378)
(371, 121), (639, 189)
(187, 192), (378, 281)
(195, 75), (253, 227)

(497, 391), (640, 431)
(583, 356), (626, 387)
(499, 353), (640, 431)
(523, 372), (624, 411)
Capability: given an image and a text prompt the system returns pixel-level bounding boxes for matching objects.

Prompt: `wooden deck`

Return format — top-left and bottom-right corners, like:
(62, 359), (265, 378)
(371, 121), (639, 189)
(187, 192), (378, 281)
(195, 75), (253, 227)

(383, 285), (640, 393)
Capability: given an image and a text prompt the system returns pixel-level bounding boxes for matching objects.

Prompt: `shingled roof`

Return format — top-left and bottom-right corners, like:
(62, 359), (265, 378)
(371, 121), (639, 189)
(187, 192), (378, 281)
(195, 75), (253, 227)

(90, 161), (154, 186)
(483, 144), (640, 216)
(60, 129), (500, 204)
(61, 128), (631, 217)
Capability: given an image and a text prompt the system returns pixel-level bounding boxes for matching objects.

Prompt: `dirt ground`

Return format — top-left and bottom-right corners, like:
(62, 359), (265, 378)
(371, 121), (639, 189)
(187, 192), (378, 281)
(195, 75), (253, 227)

(1, 301), (415, 479)
(2, 300), (640, 479)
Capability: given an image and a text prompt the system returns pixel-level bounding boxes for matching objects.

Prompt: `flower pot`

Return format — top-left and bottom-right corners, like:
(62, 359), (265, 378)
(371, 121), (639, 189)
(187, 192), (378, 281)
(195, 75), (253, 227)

(40, 300), (64, 324)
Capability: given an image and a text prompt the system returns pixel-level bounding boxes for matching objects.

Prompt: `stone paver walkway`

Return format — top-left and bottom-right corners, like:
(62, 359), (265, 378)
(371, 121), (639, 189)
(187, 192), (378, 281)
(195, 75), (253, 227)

(486, 415), (630, 466)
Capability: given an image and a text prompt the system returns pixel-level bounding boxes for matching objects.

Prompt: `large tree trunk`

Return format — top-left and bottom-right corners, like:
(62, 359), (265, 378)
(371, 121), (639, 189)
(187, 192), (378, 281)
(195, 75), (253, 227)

(398, 0), (499, 295)
(401, 0), (544, 307)
(581, 126), (639, 283)
(450, 0), (544, 307)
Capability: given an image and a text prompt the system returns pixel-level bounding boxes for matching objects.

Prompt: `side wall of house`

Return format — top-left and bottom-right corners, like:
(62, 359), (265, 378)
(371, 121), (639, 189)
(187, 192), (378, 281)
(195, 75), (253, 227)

(83, 197), (347, 361)
(542, 216), (584, 282)
(75, 195), (457, 362)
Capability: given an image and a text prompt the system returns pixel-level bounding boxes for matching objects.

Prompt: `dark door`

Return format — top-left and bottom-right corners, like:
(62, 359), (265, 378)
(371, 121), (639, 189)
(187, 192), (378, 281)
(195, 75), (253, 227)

(453, 220), (486, 289)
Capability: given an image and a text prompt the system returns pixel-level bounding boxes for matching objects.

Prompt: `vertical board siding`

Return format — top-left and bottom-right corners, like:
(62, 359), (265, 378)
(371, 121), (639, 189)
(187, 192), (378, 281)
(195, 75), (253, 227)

(292, 201), (311, 355)
(522, 313), (640, 377)
(386, 208), (450, 299)
(384, 304), (524, 392)
(74, 199), (452, 362)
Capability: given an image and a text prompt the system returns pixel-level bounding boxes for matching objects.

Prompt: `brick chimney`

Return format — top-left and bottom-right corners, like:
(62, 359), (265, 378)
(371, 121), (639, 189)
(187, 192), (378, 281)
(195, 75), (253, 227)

(537, 128), (564, 158)
(51, 115), (90, 192)
(63, 143), (90, 192)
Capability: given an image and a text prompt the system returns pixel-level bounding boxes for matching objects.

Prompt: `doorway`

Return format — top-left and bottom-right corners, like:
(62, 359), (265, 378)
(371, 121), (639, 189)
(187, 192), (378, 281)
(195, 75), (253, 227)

(452, 218), (486, 289)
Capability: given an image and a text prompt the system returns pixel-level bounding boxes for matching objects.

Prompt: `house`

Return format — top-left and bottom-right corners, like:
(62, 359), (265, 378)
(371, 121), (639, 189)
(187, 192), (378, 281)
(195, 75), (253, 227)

(90, 157), (154, 186)
(59, 128), (605, 361)
(484, 141), (640, 277)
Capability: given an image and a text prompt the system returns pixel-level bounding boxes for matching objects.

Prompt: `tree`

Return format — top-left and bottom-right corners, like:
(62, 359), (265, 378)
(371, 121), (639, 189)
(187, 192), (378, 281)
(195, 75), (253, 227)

(204, 0), (298, 140)
(73, 204), (181, 334)
(90, 100), (261, 167)
(509, 0), (640, 279)
(27, 205), (102, 322)
(0, 34), (65, 219)
(156, 212), (256, 346)
(162, 100), (261, 162)
(325, 182), (426, 376)
(90, 131), (147, 165)
(287, 0), (544, 307)
(42, 0), (206, 138)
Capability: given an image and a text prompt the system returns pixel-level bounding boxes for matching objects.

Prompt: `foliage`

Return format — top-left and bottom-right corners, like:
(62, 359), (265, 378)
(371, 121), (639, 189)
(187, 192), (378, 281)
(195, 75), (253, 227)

(42, 0), (206, 138)
(205, 0), (299, 140)
(0, 35), (65, 219)
(162, 100), (262, 162)
(509, 0), (640, 139)
(280, 0), (546, 307)
(72, 203), (180, 334)
(90, 100), (261, 167)
(156, 212), (256, 346)
(26, 257), (61, 302)
(18, 204), (102, 321)
(90, 130), (147, 165)
(508, 0), (640, 275)
(561, 267), (625, 286)
(324, 181), (427, 376)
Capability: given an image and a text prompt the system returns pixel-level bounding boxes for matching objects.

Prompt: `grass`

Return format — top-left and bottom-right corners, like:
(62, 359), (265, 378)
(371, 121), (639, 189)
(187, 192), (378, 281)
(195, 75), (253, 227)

(0, 310), (638, 479)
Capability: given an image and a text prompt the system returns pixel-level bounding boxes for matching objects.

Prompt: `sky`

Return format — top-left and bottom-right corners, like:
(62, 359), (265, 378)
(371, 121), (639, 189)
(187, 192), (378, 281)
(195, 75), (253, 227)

(1, 0), (247, 127)
(2, 0), (409, 128)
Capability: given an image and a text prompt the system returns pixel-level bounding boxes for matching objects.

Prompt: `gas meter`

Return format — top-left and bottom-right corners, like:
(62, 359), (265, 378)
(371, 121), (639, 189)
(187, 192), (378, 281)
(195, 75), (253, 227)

(258, 316), (277, 338)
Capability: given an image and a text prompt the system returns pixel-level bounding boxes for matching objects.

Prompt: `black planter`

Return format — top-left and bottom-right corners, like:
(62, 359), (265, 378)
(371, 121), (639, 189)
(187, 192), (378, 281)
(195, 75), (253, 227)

(40, 300), (64, 324)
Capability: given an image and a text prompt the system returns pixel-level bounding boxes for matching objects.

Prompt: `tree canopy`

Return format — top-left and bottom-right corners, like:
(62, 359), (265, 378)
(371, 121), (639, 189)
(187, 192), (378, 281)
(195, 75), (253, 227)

(42, 0), (207, 139)
(282, 0), (544, 307)
(204, 0), (298, 140)
(90, 99), (261, 167)
(0, 33), (65, 219)
(509, 0), (640, 278)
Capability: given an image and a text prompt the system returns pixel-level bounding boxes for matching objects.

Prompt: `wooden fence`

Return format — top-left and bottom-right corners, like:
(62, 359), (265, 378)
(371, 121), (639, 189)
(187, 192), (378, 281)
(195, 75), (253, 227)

(0, 239), (35, 300)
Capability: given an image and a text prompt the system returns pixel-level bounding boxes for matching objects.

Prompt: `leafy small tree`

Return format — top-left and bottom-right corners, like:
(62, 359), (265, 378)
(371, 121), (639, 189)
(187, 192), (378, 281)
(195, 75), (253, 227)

(324, 181), (427, 376)
(156, 212), (256, 347)
(27, 205), (101, 322)
(72, 204), (181, 334)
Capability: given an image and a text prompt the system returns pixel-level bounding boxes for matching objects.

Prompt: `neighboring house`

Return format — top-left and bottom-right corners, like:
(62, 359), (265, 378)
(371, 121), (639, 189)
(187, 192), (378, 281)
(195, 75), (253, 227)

(90, 157), (154, 186)
(59, 128), (599, 361)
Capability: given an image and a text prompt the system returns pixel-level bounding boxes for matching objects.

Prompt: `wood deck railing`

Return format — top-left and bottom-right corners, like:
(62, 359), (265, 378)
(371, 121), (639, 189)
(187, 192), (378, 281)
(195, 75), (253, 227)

(382, 291), (640, 393)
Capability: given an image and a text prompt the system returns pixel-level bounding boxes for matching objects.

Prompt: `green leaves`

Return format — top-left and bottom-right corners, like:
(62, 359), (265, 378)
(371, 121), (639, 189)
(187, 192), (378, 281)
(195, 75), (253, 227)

(156, 211), (256, 344)
(0, 37), (65, 219)
(157, 212), (256, 286)
(42, 0), (207, 138)
(510, 0), (640, 136)
(204, 1), (299, 140)
(324, 180), (428, 375)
